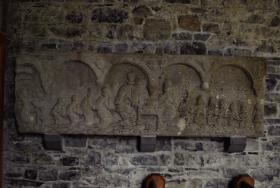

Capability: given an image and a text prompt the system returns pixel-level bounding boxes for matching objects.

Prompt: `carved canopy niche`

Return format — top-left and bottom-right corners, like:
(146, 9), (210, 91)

(15, 53), (266, 137)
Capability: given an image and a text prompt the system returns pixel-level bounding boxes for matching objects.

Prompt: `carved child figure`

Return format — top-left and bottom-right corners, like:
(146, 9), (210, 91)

(67, 95), (84, 125)
(96, 86), (115, 125)
(81, 88), (98, 126)
(51, 98), (70, 125)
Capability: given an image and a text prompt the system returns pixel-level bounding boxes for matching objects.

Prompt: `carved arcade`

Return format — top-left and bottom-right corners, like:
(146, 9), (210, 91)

(15, 54), (266, 137)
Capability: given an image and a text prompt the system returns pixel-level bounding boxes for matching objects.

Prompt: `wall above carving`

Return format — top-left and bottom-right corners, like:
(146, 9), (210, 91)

(15, 53), (266, 137)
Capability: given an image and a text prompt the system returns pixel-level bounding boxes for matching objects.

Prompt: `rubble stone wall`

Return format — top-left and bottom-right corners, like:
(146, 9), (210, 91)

(3, 0), (280, 188)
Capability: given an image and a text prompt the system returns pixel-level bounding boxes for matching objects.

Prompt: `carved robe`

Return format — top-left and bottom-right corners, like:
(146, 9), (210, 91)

(159, 88), (179, 122)
(115, 83), (138, 125)
(207, 98), (216, 127)
(194, 97), (206, 126)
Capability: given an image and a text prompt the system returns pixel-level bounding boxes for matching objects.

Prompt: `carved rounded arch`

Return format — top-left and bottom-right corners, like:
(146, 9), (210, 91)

(164, 62), (205, 85)
(104, 61), (155, 89)
(16, 63), (47, 96)
(210, 64), (257, 96)
(63, 60), (98, 81)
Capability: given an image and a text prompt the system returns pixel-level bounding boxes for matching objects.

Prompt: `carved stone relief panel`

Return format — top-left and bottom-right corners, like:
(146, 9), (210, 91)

(15, 53), (266, 137)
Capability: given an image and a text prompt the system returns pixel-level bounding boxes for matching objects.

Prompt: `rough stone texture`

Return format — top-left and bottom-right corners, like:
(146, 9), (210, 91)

(144, 19), (171, 40)
(3, 0), (280, 188)
(178, 15), (201, 31)
(15, 53), (265, 137)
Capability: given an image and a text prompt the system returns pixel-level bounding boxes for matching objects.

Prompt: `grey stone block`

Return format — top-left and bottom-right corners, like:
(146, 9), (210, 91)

(225, 137), (247, 153)
(138, 136), (157, 152)
(43, 134), (62, 151)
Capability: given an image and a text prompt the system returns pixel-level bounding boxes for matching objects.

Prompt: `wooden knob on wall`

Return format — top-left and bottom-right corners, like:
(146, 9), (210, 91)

(142, 174), (165, 188)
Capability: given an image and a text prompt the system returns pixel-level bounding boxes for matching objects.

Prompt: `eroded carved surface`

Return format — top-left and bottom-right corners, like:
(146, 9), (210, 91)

(15, 53), (266, 137)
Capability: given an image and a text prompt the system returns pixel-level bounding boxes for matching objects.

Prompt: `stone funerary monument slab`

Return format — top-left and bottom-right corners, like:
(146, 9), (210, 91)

(15, 53), (266, 137)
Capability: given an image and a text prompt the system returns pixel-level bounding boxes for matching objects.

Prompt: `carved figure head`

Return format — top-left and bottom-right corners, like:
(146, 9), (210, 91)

(127, 72), (136, 84)
(229, 102), (238, 112)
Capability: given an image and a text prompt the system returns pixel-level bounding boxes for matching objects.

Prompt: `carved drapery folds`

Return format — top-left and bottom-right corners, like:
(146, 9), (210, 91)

(15, 54), (266, 137)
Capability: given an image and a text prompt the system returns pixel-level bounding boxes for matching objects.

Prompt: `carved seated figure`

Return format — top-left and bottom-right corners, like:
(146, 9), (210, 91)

(115, 72), (142, 126)
(159, 80), (179, 124)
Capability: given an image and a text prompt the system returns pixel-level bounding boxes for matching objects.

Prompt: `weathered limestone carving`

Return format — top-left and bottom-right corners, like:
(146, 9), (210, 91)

(15, 53), (266, 137)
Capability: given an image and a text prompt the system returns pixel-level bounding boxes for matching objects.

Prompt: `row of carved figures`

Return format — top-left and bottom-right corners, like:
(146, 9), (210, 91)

(178, 94), (263, 127)
(50, 72), (151, 126)
(16, 71), (263, 129)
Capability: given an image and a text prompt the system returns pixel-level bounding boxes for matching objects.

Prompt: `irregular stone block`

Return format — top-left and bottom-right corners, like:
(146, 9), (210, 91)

(132, 5), (152, 17)
(270, 16), (280, 27)
(86, 151), (102, 167)
(53, 182), (71, 188)
(60, 156), (79, 166)
(24, 169), (37, 180)
(64, 136), (87, 147)
(178, 15), (201, 31)
(268, 126), (280, 136)
(144, 19), (171, 40)
(172, 32), (193, 40)
(130, 155), (158, 165)
(225, 136), (247, 153)
(91, 8), (128, 23)
(15, 53), (266, 137)
(38, 169), (58, 181)
(43, 134), (62, 151)
(58, 170), (81, 181)
(194, 33), (210, 41)
(65, 10), (83, 24)
(202, 23), (220, 34)
(138, 136), (157, 152)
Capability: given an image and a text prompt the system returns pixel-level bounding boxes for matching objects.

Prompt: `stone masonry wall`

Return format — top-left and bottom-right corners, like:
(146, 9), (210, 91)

(3, 0), (280, 188)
